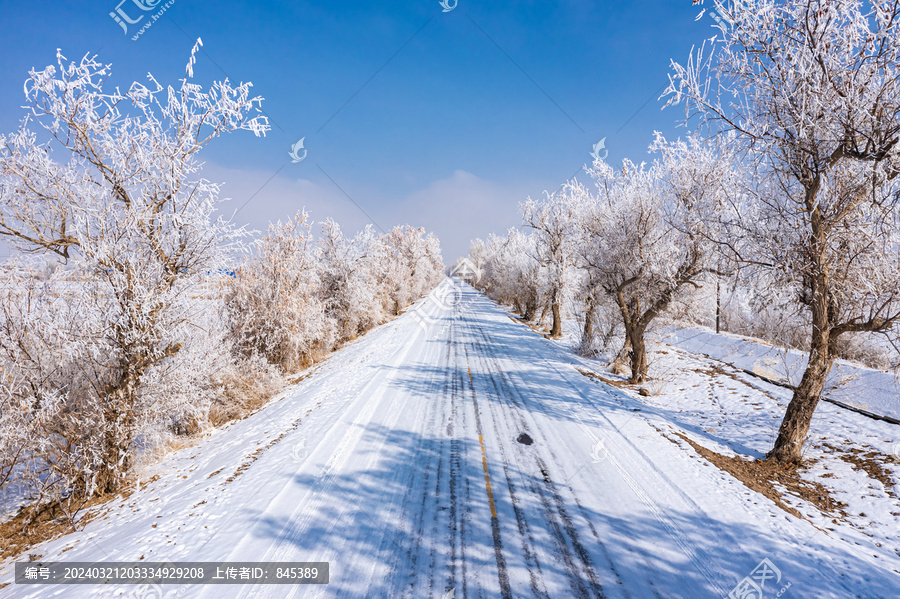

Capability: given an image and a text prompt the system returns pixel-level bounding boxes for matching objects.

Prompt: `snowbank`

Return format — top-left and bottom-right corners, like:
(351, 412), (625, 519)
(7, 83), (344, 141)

(658, 325), (900, 422)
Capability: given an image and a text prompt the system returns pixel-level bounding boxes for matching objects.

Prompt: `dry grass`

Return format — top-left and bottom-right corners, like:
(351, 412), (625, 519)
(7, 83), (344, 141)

(0, 308), (395, 562)
(208, 360), (285, 427)
(672, 432), (845, 520)
(576, 367), (629, 389)
(0, 489), (123, 561)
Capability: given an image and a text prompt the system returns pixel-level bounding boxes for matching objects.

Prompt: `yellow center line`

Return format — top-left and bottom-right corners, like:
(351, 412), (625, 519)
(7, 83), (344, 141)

(478, 434), (499, 519)
(468, 360), (498, 519)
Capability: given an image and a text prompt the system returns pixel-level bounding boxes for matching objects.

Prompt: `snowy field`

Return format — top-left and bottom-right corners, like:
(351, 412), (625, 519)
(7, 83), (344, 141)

(1, 280), (898, 598)
(657, 324), (900, 422)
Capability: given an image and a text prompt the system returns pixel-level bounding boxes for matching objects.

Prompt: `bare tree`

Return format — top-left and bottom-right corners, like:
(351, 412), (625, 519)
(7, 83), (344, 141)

(668, 0), (900, 463)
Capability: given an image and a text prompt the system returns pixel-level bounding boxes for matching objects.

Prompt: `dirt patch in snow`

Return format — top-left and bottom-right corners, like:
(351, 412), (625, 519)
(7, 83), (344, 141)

(507, 314), (553, 337)
(576, 367), (654, 397)
(691, 363), (782, 402)
(672, 432), (845, 521)
(0, 492), (111, 561)
(820, 442), (900, 502)
(576, 367), (628, 389)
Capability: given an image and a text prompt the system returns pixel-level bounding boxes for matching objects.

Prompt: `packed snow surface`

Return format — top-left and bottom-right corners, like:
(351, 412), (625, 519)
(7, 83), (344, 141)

(1, 280), (898, 598)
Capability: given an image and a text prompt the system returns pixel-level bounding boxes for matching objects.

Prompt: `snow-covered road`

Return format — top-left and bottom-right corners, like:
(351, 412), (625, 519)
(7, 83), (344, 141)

(2, 280), (898, 598)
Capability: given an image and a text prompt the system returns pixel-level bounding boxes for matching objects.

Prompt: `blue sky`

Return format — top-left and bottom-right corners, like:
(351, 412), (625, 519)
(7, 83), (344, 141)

(0, 0), (717, 260)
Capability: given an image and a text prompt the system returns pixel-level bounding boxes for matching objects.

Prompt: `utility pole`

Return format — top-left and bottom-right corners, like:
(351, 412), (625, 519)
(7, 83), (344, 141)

(715, 277), (721, 334)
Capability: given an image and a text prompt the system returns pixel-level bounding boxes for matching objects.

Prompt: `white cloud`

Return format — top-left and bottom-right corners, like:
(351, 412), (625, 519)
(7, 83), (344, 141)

(385, 169), (539, 260)
(200, 162), (377, 238)
(202, 162), (543, 262)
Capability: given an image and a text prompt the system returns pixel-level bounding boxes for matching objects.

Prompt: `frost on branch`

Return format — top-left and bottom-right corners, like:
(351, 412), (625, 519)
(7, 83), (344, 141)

(521, 182), (583, 338)
(318, 220), (388, 343)
(225, 212), (334, 372)
(471, 228), (552, 326)
(0, 42), (447, 527)
(0, 41), (269, 512)
(666, 0), (900, 464)
(224, 217), (445, 374)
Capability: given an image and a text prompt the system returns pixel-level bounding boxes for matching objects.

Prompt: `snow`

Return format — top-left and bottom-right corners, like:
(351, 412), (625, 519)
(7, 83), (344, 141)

(659, 324), (900, 422)
(2, 280), (899, 598)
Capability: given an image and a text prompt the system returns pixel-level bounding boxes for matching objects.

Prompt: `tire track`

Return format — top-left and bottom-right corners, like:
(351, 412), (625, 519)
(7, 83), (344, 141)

(470, 289), (732, 597)
(221, 313), (442, 599)
(462, 311), (607, 598)
(385, 316), (457, 599)
(457, 311), (513, 599)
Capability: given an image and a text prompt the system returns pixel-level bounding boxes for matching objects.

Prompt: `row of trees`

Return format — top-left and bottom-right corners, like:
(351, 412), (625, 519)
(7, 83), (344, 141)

(471, 0), (900, 465)
(225, 215), (443, 374)
(470, 132), (735, 385)
(0, 43), (443, 524)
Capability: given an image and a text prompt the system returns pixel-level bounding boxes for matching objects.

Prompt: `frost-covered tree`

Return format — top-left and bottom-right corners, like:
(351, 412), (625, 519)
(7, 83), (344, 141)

(381, 225), (444, 314)
(522, 183), (583, 337)
(573, 250), (618, 357)
(226, 217), (444, 371)
(465, 239), (487, 285)
(225, 212), (332, 372)
(318, 219), (386, 343)
(579, 134), (732, 383)
(0, 40), (267, 499)
(473, 229), (548, 321)
(668, 0), (900, 463)
(581, 160), (672, 383)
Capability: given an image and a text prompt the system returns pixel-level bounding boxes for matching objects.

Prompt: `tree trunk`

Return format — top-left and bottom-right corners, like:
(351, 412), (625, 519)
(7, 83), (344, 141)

(93, 334), (180, 496)
(627, 324), (648, 384)
(581, 296), (596, 350)
(550, 301), (562, 338)
(612, 335), (632, 373)
(95, 378), (138, 496)
(523, 301), (535, 322)
(768, 325), (834, 465)
(538, 303), (550, 326)
(769, 211), (833, 464)
(613, 290), (648, 382)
